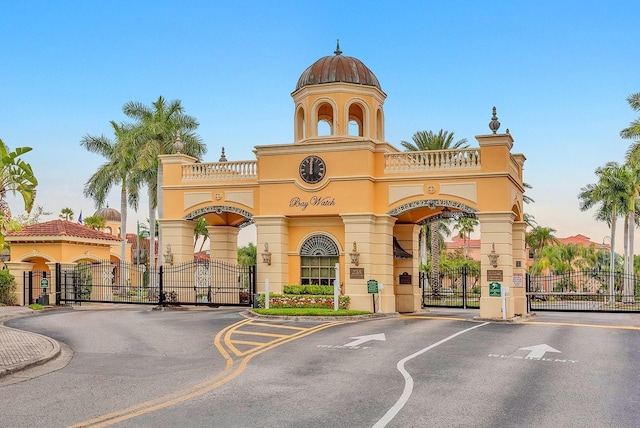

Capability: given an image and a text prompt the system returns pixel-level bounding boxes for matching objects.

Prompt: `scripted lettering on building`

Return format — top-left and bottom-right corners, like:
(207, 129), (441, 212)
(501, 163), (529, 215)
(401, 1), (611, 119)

(290, 196), (336, 211)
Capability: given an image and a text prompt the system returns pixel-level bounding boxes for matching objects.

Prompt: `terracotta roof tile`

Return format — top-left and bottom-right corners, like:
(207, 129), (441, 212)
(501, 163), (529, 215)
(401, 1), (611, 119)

(7, 220), (121, 242)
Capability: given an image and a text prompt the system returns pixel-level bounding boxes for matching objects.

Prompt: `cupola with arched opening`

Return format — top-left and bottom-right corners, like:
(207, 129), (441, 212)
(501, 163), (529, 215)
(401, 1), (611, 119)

(291, 41), (387, 143)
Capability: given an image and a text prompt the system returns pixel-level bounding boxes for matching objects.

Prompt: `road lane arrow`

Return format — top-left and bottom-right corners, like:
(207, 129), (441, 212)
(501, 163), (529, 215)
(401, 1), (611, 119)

(344, 333), (386, 347)
(519, 344), (561, 359)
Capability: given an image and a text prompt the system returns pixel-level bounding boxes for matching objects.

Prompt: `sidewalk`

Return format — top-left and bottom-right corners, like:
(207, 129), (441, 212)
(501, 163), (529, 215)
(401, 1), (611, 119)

(0, 306), (61, 379)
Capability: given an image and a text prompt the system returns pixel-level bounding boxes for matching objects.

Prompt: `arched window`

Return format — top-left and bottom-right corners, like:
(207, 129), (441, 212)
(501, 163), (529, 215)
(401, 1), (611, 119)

(295, 106), (305, 141)
(300, 235), (339, 285)
(316, 102), (334, 136)
(348, 103), (365, 137)
(376, 107), (384, 140)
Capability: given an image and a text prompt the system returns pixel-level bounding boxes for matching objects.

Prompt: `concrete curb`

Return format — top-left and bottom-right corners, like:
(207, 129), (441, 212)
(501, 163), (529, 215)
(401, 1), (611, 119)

(241, 310), (400, 322)
(0, 328), (61, 378)
(0, 306), (63, 379)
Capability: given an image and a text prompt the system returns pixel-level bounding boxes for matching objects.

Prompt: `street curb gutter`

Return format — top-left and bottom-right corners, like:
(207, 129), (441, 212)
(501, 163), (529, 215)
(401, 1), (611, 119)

(0, 329), (61, 378)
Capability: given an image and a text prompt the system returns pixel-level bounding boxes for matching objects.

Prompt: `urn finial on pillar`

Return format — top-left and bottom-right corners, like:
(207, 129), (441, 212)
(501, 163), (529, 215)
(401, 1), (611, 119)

(489, 106), (501, 134)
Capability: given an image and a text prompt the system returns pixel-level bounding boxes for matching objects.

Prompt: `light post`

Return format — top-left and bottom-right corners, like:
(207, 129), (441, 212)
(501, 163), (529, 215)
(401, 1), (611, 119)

(602, 236), (614, 305)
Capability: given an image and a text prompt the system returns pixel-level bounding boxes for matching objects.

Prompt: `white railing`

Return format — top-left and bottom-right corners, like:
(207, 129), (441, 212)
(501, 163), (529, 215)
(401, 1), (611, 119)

(182, 160), (257, 181)
(385, 149), (481, 173)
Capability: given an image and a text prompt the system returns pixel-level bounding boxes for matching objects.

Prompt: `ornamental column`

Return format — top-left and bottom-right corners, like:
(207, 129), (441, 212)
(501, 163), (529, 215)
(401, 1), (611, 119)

(253, 216), (289, 294)
(341, 214), (396, 313)
(476, 211), (516, 319)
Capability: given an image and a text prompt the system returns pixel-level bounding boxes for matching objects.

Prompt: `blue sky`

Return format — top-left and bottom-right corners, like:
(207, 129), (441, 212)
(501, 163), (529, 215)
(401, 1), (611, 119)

(1, 1), (639, 247)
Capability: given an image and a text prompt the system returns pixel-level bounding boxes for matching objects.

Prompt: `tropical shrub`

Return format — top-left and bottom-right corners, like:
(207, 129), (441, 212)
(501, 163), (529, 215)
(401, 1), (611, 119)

(0, 270), (17, 305)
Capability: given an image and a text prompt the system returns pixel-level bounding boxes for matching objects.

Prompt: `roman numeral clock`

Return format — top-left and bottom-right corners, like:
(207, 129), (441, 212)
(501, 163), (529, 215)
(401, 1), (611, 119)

(299, 155), (326, 184)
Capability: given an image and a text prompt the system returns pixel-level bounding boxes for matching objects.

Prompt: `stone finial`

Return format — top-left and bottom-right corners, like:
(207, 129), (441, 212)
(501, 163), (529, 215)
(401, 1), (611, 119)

(489, 106), (500, 134)
(219, 147), (228, 162)
(173, 130), (184, 153)
(334, 39), (342, 56)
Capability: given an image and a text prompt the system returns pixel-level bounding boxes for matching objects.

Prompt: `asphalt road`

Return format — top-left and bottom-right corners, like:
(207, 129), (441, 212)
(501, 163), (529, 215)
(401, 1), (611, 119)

(1, 307), (639, 428)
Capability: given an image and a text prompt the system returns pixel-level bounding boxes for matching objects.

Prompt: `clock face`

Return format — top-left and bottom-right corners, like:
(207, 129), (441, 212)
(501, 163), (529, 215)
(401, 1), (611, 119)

(299, 155), (326, 184)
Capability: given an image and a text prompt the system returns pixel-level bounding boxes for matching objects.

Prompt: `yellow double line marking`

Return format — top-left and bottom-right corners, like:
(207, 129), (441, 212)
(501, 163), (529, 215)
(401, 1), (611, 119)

(70, 319), (344, 427)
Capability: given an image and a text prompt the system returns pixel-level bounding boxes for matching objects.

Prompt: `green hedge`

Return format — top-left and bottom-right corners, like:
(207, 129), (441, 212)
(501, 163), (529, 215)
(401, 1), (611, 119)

(283, 285), (334, 295)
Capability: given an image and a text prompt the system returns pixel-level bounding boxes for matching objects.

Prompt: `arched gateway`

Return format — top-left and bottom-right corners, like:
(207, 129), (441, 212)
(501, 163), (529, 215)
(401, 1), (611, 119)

(158, 44), (527, 319)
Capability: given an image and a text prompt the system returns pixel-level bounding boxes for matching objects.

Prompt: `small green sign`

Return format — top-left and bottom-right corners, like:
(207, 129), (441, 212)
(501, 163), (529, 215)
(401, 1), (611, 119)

(367, 279), (379, 294)
(489, 282), (501, 297)
(40, 278), (49, 289)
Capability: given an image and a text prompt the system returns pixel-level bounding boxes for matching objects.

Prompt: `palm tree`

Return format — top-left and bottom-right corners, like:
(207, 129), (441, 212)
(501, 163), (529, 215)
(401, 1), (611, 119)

(193, 217), (209, 253)
(454, 216), (478, 259)
(81, 121), (137, 266)
(83, 215), (106, 230)
(525, 226), (559, 275)
(620, 92), (640, 140)
(123, 96), (206, 268)
(0, 139), (38, 251)
(621, 144), (640, 301)
(578, 162), (628, 303)
(401, 130), (468, 297)
(59, 207), (74, 221)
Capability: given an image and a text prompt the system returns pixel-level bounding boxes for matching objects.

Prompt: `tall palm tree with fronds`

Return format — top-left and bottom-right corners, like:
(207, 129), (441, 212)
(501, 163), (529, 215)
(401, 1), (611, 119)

(525, 226), (559, 275)
(0, 139), (38, 251)
(620, 92), (640, 140)
(401, 130), (468, 297)
(124, 96), (206, 268)
(59, 207), (74, 221)
(579, 161), (629, 302)
(454, 216), (478, 259)
(81, 121), (137, 266)
(193, 217), (209, 253)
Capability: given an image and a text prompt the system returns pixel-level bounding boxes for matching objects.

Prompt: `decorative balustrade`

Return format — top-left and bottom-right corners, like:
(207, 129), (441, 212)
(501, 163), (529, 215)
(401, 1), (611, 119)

(182, 160), (257, 181)
(385, 149), (481, 173)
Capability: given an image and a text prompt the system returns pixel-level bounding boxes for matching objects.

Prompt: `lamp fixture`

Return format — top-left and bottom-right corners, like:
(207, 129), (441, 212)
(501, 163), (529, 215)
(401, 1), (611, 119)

(488, 243), (499, 268)
(163, 244), (174, 265)
(349, 241), (360, 266)
(261, 242), (272, 265)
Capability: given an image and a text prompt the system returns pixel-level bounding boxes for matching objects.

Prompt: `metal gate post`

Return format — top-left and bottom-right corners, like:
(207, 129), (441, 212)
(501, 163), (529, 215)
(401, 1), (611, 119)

(158, 266), (164, 306)
(28, 271), (33, 305)
(55, 263), (61, 306)
(462, 266), (468, 309)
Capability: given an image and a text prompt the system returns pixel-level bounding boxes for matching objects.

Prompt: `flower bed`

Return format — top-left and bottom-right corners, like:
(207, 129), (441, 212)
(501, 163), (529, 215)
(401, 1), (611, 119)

(256, 293), (350, 309)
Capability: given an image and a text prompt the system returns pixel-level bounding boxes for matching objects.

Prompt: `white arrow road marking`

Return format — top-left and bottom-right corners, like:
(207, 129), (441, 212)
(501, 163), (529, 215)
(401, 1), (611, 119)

(519, 344), (561, 359)
(373, 322), (490, 428)
(344, 333), (386, 347)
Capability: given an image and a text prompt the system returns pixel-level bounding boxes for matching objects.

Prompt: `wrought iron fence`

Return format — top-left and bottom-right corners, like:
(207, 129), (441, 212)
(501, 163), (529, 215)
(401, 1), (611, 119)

(527, 269), (640, 312)
(55, 259), (255, 307)
(421, 266), (481, 308)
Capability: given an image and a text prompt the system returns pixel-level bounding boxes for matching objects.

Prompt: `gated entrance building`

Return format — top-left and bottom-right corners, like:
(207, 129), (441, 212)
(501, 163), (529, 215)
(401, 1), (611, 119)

(156, 45), (529, 318)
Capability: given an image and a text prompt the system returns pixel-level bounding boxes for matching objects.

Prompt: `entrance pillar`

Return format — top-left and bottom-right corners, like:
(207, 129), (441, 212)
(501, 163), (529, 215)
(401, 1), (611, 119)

(393, 224), (421, 313)
(476, 211), (516, 319)
(341, 214), (396, 313)
(253, 216), (289, 294)
(207, 226), (240, 266)
(159, 219), (196, 265)
(512, 220), (528, 315)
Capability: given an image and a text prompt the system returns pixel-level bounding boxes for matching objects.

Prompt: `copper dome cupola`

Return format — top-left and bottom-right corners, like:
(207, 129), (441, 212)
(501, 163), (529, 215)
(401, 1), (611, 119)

(295, 42), (382, 91)
(93, 206), (121, 222)
(292, 41), (387, 143)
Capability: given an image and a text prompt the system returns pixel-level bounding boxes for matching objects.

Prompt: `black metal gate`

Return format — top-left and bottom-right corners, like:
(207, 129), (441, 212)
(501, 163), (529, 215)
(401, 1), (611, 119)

(421, 266), (481, 309)
(55, 259), (255, 307)
(23, 270), (52, 305)
(527, 270), (640, 312)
